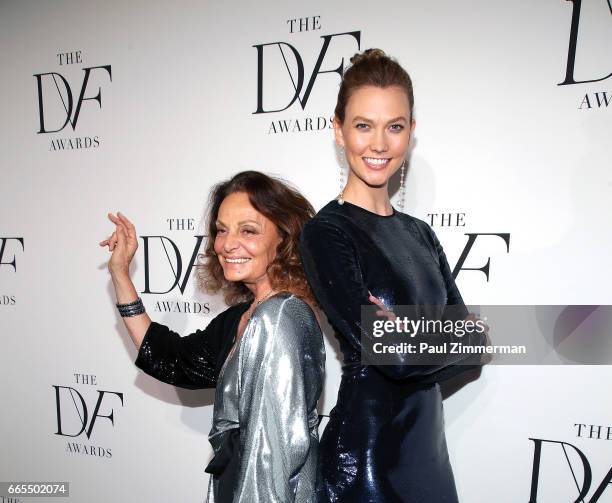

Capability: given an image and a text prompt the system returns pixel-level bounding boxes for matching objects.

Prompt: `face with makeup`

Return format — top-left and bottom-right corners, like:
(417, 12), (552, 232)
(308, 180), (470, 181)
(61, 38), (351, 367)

(334, 85), (414, 189)
(213, 191), (282, 289)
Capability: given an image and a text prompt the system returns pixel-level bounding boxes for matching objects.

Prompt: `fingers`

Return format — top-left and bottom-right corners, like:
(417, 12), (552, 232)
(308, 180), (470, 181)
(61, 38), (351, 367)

(107, 213), (128, 237)
(369, 295), (396, 321)
(99, 233), (114, 247)
(107, 212), (129, 245)
(376, 309), (397, 321)
(99, 231), (118, 251)
(102, 211), (138, 255)
(109, 231), (118, 251)
(368, 294), (385, 309)
(100, 212), (119, 247)
(116, 223), (127, 248)
(116, 211), (133, 227)
(116, 211), (137, 240)
(107, 211), (137, 242)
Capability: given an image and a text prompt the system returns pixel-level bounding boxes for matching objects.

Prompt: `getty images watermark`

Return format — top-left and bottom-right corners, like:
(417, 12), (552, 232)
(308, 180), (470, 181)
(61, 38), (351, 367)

(360, 305), (612, 366)
(371, 314), (500, 357)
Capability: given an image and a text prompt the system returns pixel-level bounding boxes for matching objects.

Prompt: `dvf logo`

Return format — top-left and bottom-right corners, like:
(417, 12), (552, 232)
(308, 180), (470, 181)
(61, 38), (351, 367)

(53, 386), (124, 440)
(34, 65), (112, 133)
(141, 235), (205, 295)
(253, 31), (360, 114)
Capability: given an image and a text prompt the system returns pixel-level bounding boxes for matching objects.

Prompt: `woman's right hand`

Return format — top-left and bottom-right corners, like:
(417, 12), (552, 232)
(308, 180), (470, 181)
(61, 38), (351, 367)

(99, 212), (139, 276)
(368, 292), (397, 321)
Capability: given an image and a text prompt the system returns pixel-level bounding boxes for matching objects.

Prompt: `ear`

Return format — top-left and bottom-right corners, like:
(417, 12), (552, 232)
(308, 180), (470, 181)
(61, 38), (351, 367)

(408, 118), (416, 141)
(332, 117), (344, 147)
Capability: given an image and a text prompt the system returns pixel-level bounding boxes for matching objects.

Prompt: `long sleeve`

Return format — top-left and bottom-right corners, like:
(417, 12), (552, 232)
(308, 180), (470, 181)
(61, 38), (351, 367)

(413, 223), (485, 383)
(134, 303), (247, 390)
(299, 218), (485, 382)
(233, 296), (323, 503)
(420, 223), (467, 309)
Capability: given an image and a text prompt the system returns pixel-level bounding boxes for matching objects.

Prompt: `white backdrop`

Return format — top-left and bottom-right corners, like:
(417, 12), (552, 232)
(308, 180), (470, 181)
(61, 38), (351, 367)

(1, 0), (611, 501)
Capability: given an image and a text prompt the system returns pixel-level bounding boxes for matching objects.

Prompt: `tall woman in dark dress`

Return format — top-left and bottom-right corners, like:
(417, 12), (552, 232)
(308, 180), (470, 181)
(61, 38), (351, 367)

(299, 50), (486, 502)
(100, 171), (325, 503)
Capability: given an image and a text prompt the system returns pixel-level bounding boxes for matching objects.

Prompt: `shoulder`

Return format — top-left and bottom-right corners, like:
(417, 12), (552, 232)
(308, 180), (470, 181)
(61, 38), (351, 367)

(395, 210), (431, 231)
(395, 211), (438, 248)
(252, 292), (316, 324)
(305, 201), (352, 229)
(238, 294), (324, 381)
(301, 202), (356, 245)
(249, 293), (320, 344)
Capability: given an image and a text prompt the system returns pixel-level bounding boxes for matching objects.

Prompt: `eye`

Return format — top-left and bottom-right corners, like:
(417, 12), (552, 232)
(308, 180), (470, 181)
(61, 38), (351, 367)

(355, 123), (370, 130)
(389, 124), (404, 132)
(242, 228), (257, 235)
(216, 228), (227, 235)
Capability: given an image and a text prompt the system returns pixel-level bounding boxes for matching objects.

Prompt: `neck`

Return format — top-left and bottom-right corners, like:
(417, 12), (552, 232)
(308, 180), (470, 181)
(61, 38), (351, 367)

(245, 278), (274, 303)
(342, 175), (393, 216)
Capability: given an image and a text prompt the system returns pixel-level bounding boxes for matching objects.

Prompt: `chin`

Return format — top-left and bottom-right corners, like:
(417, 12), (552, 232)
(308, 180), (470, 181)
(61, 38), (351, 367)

(222, 270), (247, 283)
(361, 172), (391, 188)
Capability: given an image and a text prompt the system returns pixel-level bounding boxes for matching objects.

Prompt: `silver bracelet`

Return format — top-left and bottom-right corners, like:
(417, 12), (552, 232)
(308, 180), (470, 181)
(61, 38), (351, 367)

(116, 297), (146, 317)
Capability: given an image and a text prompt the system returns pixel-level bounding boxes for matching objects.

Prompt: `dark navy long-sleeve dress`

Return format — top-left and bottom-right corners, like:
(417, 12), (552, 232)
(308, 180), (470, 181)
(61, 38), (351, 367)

(299, 200), (485, 503)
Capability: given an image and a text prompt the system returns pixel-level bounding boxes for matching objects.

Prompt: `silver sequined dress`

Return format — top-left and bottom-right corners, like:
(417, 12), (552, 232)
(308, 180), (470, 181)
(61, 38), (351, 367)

(206, 292), (324, 502)
(135, 292), (324, 502)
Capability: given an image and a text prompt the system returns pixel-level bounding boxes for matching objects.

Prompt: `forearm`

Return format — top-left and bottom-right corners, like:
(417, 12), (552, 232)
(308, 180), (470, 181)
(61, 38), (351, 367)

(110, 271), (151, 349)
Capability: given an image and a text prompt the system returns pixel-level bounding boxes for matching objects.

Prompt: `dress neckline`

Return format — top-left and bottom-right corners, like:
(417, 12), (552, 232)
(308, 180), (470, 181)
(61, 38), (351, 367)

(231, 292), (292, 346)
(337, 199), (397, 218)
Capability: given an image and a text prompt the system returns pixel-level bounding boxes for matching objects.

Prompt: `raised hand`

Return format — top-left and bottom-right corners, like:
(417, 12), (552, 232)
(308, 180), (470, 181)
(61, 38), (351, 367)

(99, 211), (139, 276)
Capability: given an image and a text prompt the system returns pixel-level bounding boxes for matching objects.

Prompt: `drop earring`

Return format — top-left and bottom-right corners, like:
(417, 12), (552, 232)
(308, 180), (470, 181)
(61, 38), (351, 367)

(397, 160), (406, 212)
(337, 145), (346, 205)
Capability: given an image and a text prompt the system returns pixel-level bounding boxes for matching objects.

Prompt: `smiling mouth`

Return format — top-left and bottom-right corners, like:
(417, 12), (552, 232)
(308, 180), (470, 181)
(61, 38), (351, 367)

(363, 157), (391, 169)
(223, 257), (251, 264)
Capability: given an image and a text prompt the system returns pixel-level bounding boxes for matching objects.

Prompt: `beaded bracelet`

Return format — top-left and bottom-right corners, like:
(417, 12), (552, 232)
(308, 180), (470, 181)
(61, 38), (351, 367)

(116, 297), (146, 317)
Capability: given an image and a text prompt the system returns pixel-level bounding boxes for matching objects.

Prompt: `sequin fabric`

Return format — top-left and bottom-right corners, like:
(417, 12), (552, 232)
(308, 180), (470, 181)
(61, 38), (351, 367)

(300, 201), (484, 503)
(135, 293), (324, 502)
(207, 293), (324, 502)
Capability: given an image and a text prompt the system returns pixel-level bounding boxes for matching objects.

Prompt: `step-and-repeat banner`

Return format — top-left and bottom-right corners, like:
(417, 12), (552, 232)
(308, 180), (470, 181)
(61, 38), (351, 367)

(1, 0), (610, 501)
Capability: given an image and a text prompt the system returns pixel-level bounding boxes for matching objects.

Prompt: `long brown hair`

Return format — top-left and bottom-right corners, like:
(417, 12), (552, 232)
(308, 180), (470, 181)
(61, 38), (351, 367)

(196, 171), (316, 306)
(335, 48), (415, 123)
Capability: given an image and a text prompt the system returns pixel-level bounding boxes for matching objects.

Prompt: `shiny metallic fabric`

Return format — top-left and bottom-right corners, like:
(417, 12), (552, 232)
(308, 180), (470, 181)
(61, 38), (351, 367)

(206, 292), (325, 503)
(299, 201), (483, 502)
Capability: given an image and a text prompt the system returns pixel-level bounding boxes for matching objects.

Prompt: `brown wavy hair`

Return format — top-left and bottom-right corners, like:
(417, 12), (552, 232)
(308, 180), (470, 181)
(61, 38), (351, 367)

(335, 48), (415, 123)
(196, 171), (316, 306)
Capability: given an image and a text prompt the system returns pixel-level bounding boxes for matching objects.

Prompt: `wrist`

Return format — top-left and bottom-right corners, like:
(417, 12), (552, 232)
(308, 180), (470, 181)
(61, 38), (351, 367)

(116, 296), (146, 317)
(110, 267), (130, 280)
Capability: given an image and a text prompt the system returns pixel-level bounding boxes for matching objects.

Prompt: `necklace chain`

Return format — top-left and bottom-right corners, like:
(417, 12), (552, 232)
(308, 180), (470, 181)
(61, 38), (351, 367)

(247, 289), (276, 319)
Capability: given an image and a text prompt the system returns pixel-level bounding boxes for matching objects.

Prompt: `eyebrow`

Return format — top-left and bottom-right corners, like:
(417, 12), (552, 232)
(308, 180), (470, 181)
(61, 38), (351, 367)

(215, 219), (261, 227)
(352, 116), (408, 124)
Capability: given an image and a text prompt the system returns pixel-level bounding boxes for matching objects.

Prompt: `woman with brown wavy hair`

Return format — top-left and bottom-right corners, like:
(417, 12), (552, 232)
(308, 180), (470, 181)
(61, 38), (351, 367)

(100, 170), (325, 503)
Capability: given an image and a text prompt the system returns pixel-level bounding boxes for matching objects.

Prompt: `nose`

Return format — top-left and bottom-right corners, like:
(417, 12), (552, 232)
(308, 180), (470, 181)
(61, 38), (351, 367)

(370, 128), (388, 153)
(222, 230), (240, 253)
